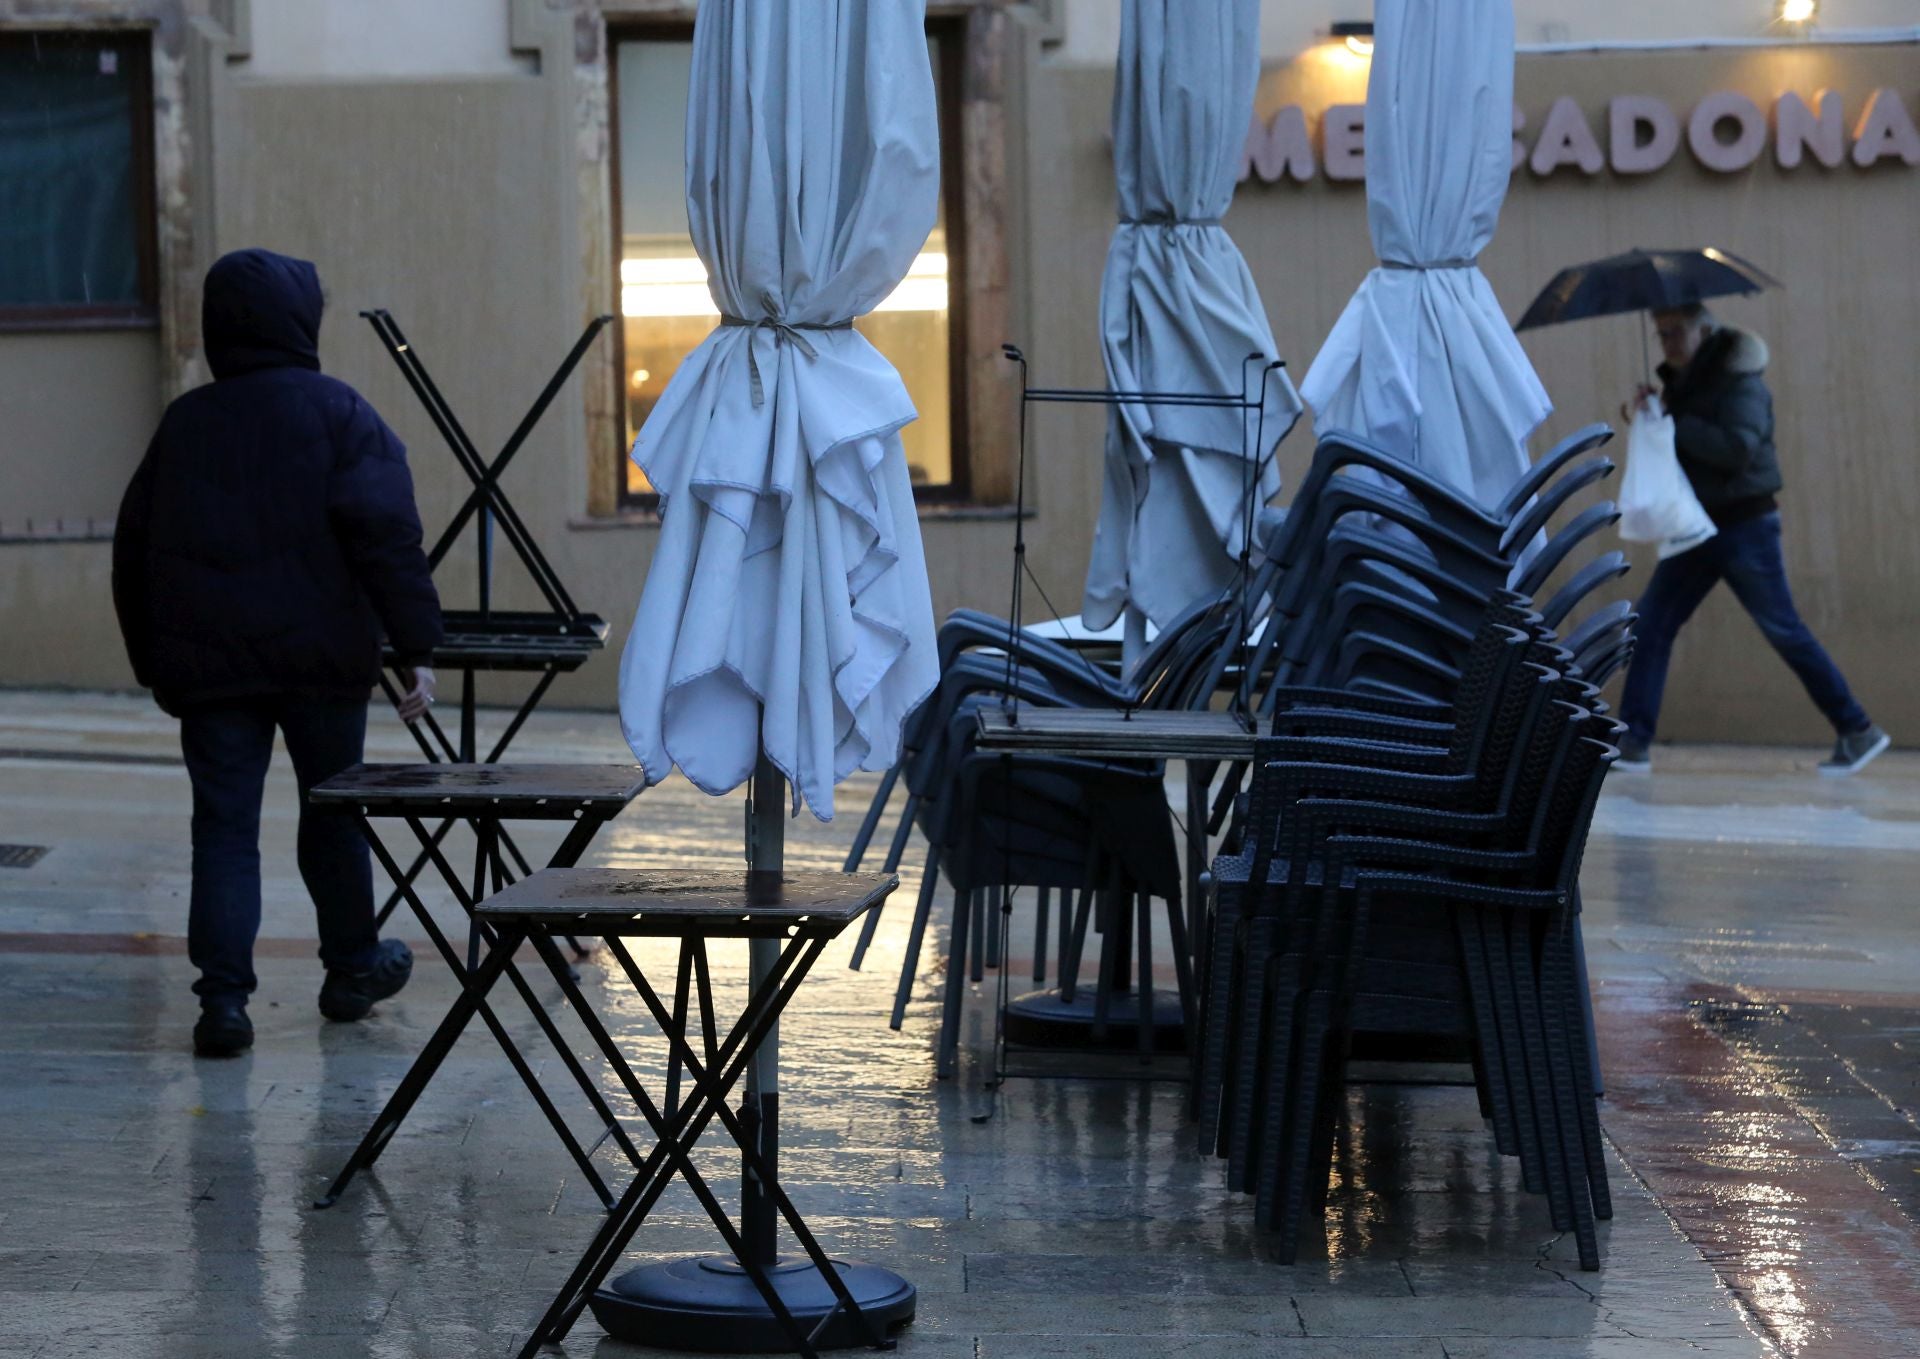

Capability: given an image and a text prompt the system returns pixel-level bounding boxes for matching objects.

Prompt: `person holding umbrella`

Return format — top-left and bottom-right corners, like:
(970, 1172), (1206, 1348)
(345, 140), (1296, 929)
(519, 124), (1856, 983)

(1519, 249), (1889, 776)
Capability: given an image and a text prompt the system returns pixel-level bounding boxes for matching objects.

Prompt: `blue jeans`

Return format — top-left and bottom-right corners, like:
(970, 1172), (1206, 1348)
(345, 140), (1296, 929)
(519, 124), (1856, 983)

(179, 696), (378, 1007)
(1619, 512), (1868, 743)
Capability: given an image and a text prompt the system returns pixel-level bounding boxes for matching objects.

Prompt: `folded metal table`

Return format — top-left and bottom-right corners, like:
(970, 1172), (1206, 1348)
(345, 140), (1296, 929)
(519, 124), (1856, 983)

(461, 865), (910, 1358)
(309, 763), (644, 1211)
(362, 307), (613, 927)
(973, 704), (1258, 761)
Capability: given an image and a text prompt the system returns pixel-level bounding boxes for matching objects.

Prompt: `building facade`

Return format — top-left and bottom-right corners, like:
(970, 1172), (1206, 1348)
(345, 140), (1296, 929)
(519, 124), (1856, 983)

(3, 0), (1916, 746)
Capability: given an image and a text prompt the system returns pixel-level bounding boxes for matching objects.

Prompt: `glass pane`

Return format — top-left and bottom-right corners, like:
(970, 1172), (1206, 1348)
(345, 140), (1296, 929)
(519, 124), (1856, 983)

(616, 36), (954, 500)
(0, 34), (141, 307)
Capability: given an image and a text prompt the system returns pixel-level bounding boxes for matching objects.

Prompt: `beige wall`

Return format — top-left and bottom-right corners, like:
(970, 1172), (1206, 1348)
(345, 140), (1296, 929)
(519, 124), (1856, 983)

(1052, 0), (1920, 64)
(0, 331), (160, 527)
(1496, 46), (1920, 740)
(246, 0), (526, 79)
(984, 38), (1920, 744)
(3, 6), (1915, 748)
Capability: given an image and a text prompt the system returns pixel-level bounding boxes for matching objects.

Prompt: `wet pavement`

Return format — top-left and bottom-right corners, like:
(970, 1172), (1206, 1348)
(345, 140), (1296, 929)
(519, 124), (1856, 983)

(2, 692), (1917, 1358)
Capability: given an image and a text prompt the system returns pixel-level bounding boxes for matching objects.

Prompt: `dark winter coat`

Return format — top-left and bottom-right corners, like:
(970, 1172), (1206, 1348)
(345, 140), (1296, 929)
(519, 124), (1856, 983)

(112, 249), (441, 714)
(1657, 325), (1784, 526)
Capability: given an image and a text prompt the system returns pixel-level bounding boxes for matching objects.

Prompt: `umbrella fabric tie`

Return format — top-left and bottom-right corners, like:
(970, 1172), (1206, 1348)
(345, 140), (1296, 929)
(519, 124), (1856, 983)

(1121, 216), (1223, 229)
(1381, 257), (1479, 271)
(721, 313), (855, 406)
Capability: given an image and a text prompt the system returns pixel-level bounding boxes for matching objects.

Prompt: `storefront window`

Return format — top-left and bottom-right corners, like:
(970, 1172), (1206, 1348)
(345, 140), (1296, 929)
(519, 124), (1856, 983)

(0, 30), (155, 326)
(611, 29), (963, 505)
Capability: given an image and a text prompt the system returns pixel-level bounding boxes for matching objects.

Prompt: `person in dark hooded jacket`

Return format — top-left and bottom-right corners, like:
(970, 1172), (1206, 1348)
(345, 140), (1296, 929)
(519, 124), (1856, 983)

(1614, 303), (1888, 776)
(113, 249), (442, 1057)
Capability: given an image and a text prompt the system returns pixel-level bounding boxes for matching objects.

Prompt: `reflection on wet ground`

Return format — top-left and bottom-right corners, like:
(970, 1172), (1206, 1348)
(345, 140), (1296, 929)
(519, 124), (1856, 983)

(3, 694), (1917, 1356)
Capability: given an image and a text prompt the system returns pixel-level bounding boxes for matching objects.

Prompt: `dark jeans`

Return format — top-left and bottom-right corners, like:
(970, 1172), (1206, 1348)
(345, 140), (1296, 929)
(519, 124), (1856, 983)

(1619, 512), (1868, 743)
(179, 696), (377, 1007)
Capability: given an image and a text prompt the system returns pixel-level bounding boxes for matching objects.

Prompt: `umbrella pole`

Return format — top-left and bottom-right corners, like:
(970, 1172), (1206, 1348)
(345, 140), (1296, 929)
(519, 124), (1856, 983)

(592, 748), (916, 1351)
(742, 753), (784, 1267)
(1121, 604), (1148, 680)
(1639, 313), (1652, 387)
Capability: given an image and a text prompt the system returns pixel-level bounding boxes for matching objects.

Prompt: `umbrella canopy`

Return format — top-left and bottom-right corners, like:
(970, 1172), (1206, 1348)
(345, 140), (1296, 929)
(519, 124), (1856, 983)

(1081, 0), (1302, 636)
(1515, 247), (1781, 330)
(617, 0), (941, 821)
(1297, 0), (1550, 509)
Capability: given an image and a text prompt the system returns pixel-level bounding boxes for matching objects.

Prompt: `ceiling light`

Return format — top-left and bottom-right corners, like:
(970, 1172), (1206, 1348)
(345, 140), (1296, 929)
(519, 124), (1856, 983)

(1779, 0), (1816, 23)
(1331, 20), (1374, 58)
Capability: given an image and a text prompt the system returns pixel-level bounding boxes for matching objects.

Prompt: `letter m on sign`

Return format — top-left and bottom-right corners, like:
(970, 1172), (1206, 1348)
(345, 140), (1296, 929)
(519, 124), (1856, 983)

(1243, 107), (1315, 184)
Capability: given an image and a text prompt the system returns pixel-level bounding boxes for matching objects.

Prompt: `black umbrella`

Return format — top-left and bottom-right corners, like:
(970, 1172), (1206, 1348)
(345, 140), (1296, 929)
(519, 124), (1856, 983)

(1515, 246), (1781, 381)
(1516, 247), (1781, 331)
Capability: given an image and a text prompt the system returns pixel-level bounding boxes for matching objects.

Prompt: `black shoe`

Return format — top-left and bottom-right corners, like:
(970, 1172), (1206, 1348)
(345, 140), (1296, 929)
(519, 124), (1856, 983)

(194, 1003), (254, 1058)
(319, 939), (414, 1022)
(1615, 733), (1651, 773)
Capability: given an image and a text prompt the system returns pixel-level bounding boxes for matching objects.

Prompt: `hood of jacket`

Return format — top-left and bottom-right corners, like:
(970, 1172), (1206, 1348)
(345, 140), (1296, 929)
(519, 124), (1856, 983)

(202, 248), (324, 380)
(1660, 325), (1769, 388)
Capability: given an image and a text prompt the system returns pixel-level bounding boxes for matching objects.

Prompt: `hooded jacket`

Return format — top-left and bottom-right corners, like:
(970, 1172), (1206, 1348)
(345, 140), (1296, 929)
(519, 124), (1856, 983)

(1657, 325), (1783, 526)
(112, 249), (441, 714)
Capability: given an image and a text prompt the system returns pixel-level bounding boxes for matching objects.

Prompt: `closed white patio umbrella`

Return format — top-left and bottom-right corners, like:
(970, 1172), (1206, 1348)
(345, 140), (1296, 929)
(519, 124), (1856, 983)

(617, 0), (941, 823)
(1298, 0), (1551, 508)
(1082, 0), (1302, 652)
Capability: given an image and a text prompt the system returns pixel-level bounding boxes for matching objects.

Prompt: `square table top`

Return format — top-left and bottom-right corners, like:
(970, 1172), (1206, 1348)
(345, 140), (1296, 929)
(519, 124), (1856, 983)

(973, 705), (1260, 761)
(474, 867), (898, 937)
(310, 763), (645, 814)
(383, 611), (609, 672)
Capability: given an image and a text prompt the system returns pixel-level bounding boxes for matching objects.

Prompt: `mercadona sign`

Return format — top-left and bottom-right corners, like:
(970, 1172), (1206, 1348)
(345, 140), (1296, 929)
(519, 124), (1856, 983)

(1241, 87), (1920, 184)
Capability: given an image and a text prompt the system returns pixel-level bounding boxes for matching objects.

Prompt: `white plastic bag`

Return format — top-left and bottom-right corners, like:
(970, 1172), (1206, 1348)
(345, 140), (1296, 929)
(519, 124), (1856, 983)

(1618, 397), (1716, 559)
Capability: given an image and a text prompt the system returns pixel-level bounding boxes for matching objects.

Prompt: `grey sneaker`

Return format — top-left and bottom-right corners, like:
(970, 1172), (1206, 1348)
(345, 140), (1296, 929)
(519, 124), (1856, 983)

(1820, 724), (1890, 777)
(1614, 733), (1651, 773)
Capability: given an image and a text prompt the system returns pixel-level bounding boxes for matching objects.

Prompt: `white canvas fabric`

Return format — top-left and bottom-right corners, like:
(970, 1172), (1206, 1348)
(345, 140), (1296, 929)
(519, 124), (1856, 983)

(1082, 0), (1302, 635)
(617, 0), (940, 821)
(1297, 0), (1551, 508)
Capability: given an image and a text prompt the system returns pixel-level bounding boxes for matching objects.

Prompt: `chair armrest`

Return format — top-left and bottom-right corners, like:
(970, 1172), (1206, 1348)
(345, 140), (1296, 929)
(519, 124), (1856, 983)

(1323, 833), (1530, 875)
(1267, 709), (1454, 747)
(1348, 867), (1567, 911)
(1269, 685), (1452, 722)
(1257, 734), (1452, 775)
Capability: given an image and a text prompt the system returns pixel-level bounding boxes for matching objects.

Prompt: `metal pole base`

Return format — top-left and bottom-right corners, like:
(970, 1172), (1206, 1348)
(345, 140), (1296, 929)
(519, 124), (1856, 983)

(1003, 987), (1187, 1052)
(589, 1255), (916, 1353)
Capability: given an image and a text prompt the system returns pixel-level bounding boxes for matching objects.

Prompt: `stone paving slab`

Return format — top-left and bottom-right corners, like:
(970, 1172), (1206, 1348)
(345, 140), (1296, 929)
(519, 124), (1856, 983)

(17, 696), (1919, 1357)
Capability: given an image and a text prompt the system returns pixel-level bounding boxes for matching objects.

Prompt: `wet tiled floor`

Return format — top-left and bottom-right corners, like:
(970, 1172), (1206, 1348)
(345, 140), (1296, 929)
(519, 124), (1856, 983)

(2, 693), (1917, 1357)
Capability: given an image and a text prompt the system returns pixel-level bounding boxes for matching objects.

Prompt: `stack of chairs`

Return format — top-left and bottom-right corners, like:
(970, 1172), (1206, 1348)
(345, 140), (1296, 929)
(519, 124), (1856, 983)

(845, 422), (1629, 1092)
(1195, 597), (1627, 1270)
(879, 590), (1240, 1075)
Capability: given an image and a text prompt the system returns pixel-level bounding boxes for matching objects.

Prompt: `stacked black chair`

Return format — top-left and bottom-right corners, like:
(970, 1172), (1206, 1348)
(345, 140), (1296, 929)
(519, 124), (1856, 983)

(848, 420), (1631, 1102)
(907, 594), (1239, 1074)
(1194, 594), (1629, 1270)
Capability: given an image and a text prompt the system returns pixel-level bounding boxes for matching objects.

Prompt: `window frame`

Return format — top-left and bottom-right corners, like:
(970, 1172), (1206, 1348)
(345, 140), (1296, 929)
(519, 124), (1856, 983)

(606, 15), (972, 511)
(0, 27), (160, 333)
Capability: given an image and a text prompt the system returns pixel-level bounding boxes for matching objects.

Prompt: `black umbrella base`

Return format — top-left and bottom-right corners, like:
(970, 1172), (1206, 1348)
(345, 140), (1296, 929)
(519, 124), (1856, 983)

(1003, 986), (1187, 1052)
(589, 1255), (916, 1353)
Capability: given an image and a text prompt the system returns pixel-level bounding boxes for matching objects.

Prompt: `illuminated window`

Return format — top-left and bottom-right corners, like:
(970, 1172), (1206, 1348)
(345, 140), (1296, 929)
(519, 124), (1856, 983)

(610, 26), (966, 505)
(0, 30), (156, 328)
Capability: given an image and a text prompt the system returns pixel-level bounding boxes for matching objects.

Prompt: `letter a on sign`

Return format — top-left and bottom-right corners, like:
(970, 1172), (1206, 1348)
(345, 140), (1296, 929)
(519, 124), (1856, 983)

(1853, 89), (1920, 168)
(1531, 97), (1604, 176)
